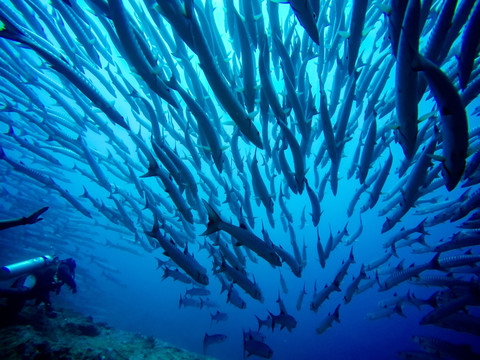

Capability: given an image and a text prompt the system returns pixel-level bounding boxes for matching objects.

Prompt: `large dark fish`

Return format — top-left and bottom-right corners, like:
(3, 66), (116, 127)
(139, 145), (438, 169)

(202, 200), (281, 267)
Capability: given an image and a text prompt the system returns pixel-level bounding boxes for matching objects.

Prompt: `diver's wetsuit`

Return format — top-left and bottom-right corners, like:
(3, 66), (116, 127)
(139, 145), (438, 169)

(0, 259), (76, 322)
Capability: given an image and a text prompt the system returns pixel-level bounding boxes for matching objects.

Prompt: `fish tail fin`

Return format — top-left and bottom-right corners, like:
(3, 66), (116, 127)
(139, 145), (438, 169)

(392, 242), (398, 258)
(430, 252), (441, 269)
(394, 304), (406, 318)
(255, 315), (262, 331)
(5, 125), (14, 136)
(201, 199), (222, 235)
(359, 264), (366, 279)
(334, 305), (341, 323)
(140, 161), (158, 178)
(0, 146), (5, 160)
(417, 217), (429, 235)
(145, 215), (160, 238)
(161, 267), (168, 280)
(417, 234), (426, 246)
(81, 186), (89, 198)
(154, 257), (162, 270)
(268, 311), (275, 332)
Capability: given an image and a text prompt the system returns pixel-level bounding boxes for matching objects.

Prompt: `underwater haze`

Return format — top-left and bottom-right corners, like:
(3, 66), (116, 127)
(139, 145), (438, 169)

(1, 0), (480, 359)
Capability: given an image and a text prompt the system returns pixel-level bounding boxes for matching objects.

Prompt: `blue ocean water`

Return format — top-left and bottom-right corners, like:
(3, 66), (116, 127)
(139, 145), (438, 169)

(1, 0), (480, 359)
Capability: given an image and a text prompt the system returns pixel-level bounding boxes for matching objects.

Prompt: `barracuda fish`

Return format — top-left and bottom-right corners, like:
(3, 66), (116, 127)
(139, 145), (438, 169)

(269, 309), (297, 332)
(296, 282), (307, 311)
(395, 0), (420, 160)
(319, 82), (337, 165)
(435, 312), (480, 337)
(185, 286), (211, 297)
(216, 258), (263, 302)
(273, 244), (302, 278)
(316, 228), (326, 269)
(383, 219), (427, 249)
(202, 201), (281, 267)
(315, 304), (341, 335)
(413, 54), (469, 191)
(78, 136), (112, 193)
(0, 147), (55, 187)
(0, 0), (479, 357)
(142, 162), (194, 224)
(276, 120), (305, 194)
(51, 0), (101, 67)
(344, 265), (366, 304)
(286, 0), (319, 45)
(346, 0), (368, 75)
(233, 9), (256, 114)
(156, 0), (262, 149)
(420, 293), (479, 325)
(243, 330), (273, 359)
(382, 136), (437, 233)
(458, 1), (480, 90)
(310, 282), (340, 313)
(227, 284), (246, 309)
(166, 76), (225, 173)
(358, 117), (377, 184)
(147, 219), (208, 285)
(250, 152), (274, 214)
(0, 14), (129, 131)
(437, 252), (480, 269)
(379, 253), (440, 291)
(203, 333), (227, 355)
(52, 181), (93, 219)
(210, 310), (228, 325)
(109, 0), (177, 108)
(366, 304), (405, 321)
(278, 141), (299, 194)
(333, 248), (355, 288)
(413, 335), (480, 360)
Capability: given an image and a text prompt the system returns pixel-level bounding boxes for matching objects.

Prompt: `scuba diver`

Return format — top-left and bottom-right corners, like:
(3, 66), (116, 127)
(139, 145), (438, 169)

(0, 206), (49, 231)
(0, 255), (77, 322)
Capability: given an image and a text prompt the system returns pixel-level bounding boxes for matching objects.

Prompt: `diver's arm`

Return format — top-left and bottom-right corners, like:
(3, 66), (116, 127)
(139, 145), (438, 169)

(0, 217), (27, 230)
(0, 207), (49, 230)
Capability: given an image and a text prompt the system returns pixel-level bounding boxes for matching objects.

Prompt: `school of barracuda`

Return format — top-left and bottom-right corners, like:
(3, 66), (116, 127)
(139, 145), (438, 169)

(0, 0), (479, 358)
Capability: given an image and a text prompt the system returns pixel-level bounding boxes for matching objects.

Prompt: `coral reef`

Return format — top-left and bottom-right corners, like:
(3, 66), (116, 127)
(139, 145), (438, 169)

(0, 306), (214, 360)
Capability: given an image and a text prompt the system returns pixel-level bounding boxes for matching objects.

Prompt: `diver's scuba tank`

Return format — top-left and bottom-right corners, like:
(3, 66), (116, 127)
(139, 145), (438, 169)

(0, 255), (57, 280)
